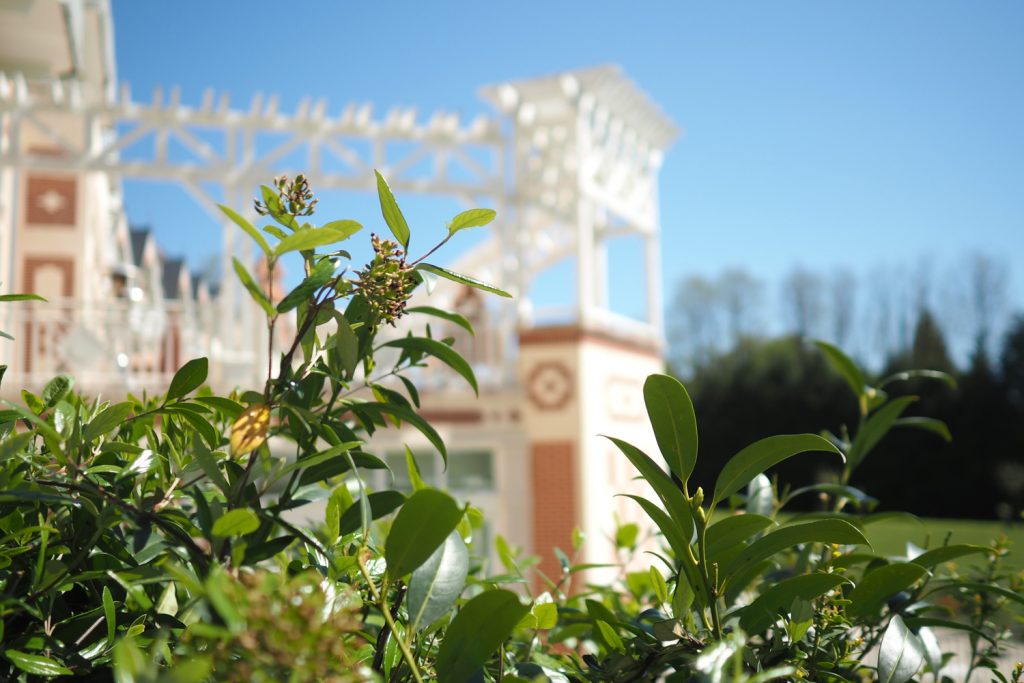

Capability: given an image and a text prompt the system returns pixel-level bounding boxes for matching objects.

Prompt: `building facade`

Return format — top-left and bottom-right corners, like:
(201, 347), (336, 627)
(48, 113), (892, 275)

(0, 0), (678, 577)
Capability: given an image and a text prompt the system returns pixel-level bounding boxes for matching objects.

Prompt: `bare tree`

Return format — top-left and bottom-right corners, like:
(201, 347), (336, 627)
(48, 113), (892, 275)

(669, 275), (723, 373)
(829, 269), (857, 349)
(780, 266), (825, 338)
(967, 253), (1009, 358)
(718, 268), (763, 345)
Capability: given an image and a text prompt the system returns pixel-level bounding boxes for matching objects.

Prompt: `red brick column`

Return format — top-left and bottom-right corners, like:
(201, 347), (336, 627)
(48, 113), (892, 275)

(530, 441), (577, 585)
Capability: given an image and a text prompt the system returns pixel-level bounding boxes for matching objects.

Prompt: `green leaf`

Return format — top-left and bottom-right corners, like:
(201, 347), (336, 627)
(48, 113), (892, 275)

(847, 562), (929, 619)
(353, 402), (448, 465)
(102, 585), (116, 645)
(42, 374), (73, 407)
(705, 514), (775, 563)
(83, 401), (133, 442)
(739, 573), (849, 633)
(903, 616), (997, 645)
(219, 203), (271, 257)
(385, 489), (462, 578)
(448, 208), (496, 235)
(596, 620), (625, 652)
(212, 509), (260, 537)
(605, 436), (693, 545)
(910, 544), (989, 569)
(814, 340), (866, 396)
(382, 336), (478, 396)
(408, 531), (469, 631)
(375, 170), (410, 249)
(618, 495), (691, 562)
(927, 581), (1024, 608)
(166, 357), (209, 401)
(643, 374), (699, 485)
(415, 263), (511, 297)
(318, 219), (363, 238)
(893, 416), (952, 442)
(713, 434), (843, 506)
(878, 615), (924, 683)
(232, 258), (275, 317)
(848, 396), (917, 468)
(723, 519), (868, 583)
(339, 490), (406, 536)
(277, 258), (336, 313)
(407, 306), (475, 335)
(435, 589), (530, 683)
(878, 369), (957, 389)
(274, 224), (360, 256)
(193, 396), (245, 420)
(5, 649), (73, 676)
(0, 293), (46, 302)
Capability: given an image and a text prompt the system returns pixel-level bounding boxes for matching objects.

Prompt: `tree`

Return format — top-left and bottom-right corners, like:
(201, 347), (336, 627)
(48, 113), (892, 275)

(780, 266), (825, 338)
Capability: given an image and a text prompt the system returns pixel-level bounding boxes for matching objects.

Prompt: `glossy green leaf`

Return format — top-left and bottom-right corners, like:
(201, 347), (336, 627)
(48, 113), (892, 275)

(814, 340), (866, 396)
(102, 585), (116, 645)
(277, 258), (335, 313)
(618, 495), (691, 561)
(374, 170), (410, 250)
(893, 416), (952, 442)
(436, 589), (530, 683)
(219, 203), (271, 257)
(605, 436), (693, 544)
(407, 306), (475, 335)
(382, 336), (478, 395)
(739, 573), (849, 633)
(385, 489), (462, 578)
(415, 263), (511, 297)
(596, 620), (625, 652)
(42, 374), (73, 407)
(705, 514), (775, 563)
(847, 562), (928, 619)
(83, 401), (133, 442)
(723, 519), (868, 582)
(329, 311), (360, 380)
(643, 374), (699, 485)
(353, 402), (447, 465)
(232, 258), (275, 316)
(928, 581), (1024, 608)
(0, 293), (46, 302)
(878, 369), (957, 389)
(848, 396), (917, 468)
(448, 208), (496, 235)
(166, 357), (209, 401)
(408, 531), (469, 631)
(910, 544), (989, 569)
(338, 490), (406, 536)
(212, 509), (260, 537)
(274, 223), (360, 256)
(5, 649), (73, 676)
(714, 434), (843, 505)
(878, 615), (924, 683)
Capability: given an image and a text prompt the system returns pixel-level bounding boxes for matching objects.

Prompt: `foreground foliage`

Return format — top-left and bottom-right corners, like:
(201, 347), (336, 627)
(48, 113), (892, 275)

(0, 176), (1020, 682)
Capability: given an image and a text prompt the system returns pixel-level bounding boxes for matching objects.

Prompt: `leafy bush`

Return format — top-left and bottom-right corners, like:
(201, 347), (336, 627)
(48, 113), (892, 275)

(0, 175), (1020, 682)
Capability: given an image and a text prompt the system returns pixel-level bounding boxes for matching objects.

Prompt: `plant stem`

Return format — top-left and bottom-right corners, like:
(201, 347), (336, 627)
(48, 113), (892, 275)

(695, 511), (722, 639)
(358, 553), (425, 683)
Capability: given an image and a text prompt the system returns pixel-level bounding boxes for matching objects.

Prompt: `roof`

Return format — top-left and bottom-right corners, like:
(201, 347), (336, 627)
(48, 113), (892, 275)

(161, 257), (184, 299)
(479, 65), (678, 150)
(129, 227), (150, 267)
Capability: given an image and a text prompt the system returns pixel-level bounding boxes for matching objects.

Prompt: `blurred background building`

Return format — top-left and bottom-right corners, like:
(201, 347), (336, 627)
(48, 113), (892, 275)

(0, 0), (677, 577)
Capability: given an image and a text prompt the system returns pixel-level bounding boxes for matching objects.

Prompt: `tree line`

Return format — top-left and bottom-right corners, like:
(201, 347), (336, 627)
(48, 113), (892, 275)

(668, 256), (1024, 520)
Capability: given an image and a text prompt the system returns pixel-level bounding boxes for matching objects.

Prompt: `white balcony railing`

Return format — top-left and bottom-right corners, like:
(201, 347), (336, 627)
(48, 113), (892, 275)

(0, 298), (221, 396)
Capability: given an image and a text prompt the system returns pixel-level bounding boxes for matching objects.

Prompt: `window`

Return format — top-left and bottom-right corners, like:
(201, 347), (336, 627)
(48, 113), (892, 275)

(379, 449), (494, 493)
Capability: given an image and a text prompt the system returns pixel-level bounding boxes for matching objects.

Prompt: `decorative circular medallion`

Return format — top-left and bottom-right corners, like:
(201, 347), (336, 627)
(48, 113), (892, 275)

(526, 361), (573, 411)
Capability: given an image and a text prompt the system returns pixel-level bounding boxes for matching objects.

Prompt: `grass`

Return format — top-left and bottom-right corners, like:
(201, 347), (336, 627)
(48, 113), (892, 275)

(862, 514), (1024, 571)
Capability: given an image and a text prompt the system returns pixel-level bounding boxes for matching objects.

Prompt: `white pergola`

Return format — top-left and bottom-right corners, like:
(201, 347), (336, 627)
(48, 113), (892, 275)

(1, 36), (676, 386)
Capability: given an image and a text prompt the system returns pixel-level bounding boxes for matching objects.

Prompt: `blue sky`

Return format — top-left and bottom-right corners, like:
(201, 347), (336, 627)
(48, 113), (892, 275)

(111, 2), (1024, 354)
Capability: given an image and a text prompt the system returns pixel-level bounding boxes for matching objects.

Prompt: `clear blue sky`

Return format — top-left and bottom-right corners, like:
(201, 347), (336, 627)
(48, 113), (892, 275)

(111, 1), (1024, 346)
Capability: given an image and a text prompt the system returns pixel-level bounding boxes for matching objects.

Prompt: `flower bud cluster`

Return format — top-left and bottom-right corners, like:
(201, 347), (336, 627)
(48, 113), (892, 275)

(353, 233), (416, 328)
(255, 173), (319, 217)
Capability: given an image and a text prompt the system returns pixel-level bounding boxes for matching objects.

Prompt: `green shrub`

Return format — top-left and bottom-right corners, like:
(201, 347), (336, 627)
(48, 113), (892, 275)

(0, 175), (1020, 682)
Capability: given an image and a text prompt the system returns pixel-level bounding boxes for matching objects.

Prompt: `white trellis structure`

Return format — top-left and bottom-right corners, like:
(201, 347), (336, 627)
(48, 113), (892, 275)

(0, 57), (676, 391)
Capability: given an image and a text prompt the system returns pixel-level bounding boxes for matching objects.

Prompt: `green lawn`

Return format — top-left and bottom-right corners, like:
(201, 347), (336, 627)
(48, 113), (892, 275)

(862, 514), (1024, 570)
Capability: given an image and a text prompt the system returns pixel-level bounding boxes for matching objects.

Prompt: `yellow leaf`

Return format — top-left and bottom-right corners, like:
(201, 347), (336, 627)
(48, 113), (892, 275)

(230, 404), (270, 457)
